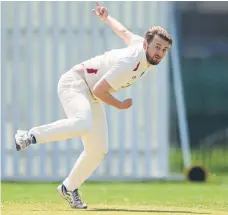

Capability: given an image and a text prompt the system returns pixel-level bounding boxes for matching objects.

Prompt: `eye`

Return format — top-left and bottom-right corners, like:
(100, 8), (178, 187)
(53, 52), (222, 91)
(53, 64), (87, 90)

(156, 45), (161, 50)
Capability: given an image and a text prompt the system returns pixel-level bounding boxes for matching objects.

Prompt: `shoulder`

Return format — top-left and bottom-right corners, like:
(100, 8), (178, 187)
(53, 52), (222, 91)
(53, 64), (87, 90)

(128, 34), (144, 46)
(114, 52), (141, 72)
(120, 40), (143, 60)
(120, 46), (141, 60)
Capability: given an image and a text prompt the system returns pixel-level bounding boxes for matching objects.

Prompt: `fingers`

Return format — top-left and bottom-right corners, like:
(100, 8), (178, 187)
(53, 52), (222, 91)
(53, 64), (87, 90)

(93, 2), (101, 15)
(92, 9), (101, 16)
(101, 7), (106, 13)
(93, 7), (105, 16)
(92, 9), (98, 16)
(92, 9), (96, 15)
(96, 2), (100, 7)
(100, 7), (105, 15)
(93, 2), (107, 19)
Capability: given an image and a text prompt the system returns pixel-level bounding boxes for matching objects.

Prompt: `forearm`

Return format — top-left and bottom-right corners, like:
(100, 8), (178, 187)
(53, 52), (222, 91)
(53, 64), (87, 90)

(105, 15), (132, 45)
(94, 91), (122, 109)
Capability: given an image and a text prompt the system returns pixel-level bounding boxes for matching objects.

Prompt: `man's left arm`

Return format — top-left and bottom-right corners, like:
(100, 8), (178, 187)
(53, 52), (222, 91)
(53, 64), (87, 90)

(92, 57), (135, 109)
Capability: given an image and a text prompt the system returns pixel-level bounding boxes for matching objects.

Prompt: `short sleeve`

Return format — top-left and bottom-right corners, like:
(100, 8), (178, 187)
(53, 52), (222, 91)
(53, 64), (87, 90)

(101, 57), (137, 91)
(128, 34), (144, 46)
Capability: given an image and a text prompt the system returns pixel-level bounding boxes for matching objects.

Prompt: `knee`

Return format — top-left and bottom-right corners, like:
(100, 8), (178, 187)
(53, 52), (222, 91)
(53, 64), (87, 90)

(86, 148), (108, 161)
(71, 115), (92, 133)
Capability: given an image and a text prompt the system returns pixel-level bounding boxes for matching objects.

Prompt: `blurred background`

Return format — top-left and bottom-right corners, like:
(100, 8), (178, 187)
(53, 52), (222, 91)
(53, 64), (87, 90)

(170, 2), (228, 174)
(1, 1), (228, 182)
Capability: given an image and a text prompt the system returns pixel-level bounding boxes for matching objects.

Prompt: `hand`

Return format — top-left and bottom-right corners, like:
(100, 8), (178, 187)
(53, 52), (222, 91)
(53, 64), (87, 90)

(92, 2), (108, 22)
(118, 98), (133, 110)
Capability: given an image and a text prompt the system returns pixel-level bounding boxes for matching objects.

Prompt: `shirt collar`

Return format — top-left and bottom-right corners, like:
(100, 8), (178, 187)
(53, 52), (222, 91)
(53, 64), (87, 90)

(139, 44), (151, 68)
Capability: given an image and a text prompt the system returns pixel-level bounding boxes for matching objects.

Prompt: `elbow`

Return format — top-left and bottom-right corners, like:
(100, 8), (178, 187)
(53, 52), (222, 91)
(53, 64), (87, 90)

(92, 89), (100, 98)
(92, 86), (104, 99)
(92, 79), (112, 99)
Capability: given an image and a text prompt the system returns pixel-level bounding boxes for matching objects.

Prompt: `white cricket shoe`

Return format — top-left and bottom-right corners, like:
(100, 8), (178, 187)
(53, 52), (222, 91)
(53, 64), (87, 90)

(57, 184), (87, 209)
(15, 130), (36, 151)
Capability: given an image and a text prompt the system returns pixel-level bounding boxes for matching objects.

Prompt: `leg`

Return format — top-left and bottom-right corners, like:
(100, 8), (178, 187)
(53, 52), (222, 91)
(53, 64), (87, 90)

(57, 98), (108, 209)
(63, 101), (108, 191)
(30, 71), (92, 143)
(15, 68), (92, 150)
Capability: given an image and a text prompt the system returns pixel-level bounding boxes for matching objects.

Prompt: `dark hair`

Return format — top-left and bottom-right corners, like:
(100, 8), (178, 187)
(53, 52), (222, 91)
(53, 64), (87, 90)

(145, 26), (172, 46)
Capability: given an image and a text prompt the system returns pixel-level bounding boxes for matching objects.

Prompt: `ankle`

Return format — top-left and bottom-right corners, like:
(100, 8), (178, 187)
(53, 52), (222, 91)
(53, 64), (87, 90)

(28, 132), (36, 144)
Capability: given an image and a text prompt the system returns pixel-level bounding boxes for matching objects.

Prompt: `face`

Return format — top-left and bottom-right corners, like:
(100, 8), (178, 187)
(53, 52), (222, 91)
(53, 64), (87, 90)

(144, 35), (170, 65)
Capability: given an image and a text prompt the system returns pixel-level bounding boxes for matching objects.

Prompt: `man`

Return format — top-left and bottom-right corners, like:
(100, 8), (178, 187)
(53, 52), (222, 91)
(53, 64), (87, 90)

(15, 2), (172, 209)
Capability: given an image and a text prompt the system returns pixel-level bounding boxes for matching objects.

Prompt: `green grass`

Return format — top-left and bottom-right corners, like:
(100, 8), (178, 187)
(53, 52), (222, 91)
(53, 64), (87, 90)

(2, 176), (228, 215)
(169, 148), (228, 173)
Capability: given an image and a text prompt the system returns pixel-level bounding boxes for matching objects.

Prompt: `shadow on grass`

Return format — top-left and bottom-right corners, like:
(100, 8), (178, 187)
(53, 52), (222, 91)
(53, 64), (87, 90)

(30, 208), (211, 214)
(87, 208), (211, 214)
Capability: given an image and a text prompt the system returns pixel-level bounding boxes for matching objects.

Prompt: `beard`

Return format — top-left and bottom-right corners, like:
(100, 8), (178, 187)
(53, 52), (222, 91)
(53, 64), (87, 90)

(146, 50), (161, 65)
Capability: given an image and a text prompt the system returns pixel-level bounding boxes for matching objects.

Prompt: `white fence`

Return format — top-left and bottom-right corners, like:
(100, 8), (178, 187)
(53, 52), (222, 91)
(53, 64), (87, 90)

(1, 1), (177, 181)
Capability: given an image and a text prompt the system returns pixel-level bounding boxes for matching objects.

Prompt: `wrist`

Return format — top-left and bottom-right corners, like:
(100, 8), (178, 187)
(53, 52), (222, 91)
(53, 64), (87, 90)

(104, 15), (111, 24)
(115, 101), (123, 109)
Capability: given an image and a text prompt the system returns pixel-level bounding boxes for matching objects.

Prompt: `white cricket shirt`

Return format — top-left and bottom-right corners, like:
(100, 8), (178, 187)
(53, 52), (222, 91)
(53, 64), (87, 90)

(81, 34), (153, 93)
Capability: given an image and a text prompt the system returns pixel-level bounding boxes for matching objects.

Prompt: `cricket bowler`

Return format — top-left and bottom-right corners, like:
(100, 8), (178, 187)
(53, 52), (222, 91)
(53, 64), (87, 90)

(15, 2), (172, 209)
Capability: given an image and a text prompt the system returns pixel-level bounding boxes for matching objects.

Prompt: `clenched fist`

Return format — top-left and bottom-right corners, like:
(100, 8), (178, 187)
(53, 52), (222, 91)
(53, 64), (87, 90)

(92, 2), (109, 22)
(118, 98), (133, 110)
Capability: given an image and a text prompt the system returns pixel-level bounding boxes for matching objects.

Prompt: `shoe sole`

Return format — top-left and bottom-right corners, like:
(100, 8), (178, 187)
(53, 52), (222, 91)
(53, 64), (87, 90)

(57, 186), (73, 206)
(15, 138), (21, 151)
(57, 186), (87, 209)
(14, 130), (29, 151)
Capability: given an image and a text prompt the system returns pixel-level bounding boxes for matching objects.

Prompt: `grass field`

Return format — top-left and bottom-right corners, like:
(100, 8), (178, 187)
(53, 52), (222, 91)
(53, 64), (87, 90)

(1, 175), (228, 215)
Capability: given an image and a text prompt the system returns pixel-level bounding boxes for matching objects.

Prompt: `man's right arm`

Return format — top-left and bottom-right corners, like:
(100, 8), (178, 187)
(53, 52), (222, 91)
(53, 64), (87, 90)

(104, 15), (133, 46)
(93, 2), (133, 46)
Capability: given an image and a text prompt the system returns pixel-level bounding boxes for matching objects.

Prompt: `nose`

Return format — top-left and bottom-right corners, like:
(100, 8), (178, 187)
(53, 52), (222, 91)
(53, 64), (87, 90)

(157, 50), (163, 57)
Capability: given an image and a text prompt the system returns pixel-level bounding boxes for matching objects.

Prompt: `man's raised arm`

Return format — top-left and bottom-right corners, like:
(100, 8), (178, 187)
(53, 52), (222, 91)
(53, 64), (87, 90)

(93, 2), (133, 46)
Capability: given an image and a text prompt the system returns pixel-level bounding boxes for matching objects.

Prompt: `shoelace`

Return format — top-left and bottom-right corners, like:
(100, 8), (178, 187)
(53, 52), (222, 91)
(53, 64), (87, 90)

(72, 190), (83, 204)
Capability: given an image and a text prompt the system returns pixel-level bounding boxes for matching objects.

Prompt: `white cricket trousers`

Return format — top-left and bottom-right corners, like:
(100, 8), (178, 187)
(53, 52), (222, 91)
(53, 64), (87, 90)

(29, 65), (109, 191)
